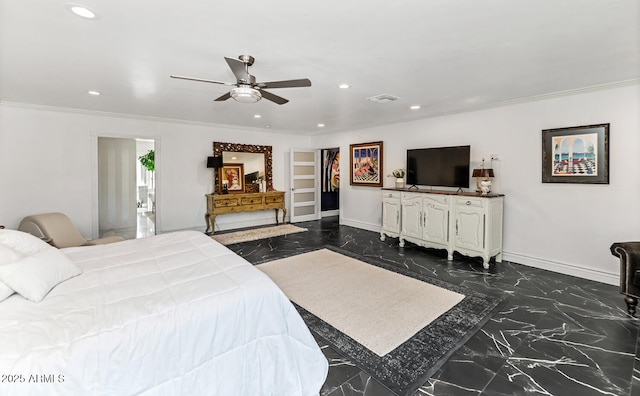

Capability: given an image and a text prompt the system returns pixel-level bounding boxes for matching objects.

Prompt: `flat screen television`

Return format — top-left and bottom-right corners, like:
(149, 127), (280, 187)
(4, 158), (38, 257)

(406, 145), (470, 188)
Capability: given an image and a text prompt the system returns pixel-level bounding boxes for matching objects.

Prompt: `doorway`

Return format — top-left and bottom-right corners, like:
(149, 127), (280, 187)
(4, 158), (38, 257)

(289, 149), (320, 223)
(320, 148), (340, 217)
(96, 137), (156, 239)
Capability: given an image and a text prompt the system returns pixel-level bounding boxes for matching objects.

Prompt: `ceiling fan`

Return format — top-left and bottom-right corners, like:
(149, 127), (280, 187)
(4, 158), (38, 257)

(170, 55), (311, 105)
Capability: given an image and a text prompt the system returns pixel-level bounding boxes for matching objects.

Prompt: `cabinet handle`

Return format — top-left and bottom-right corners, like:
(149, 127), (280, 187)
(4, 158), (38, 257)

(447, 212), (450, 241)
(388, 193), (393, 197)
(466, 201), (471, 205)
(483, 215), (486, 248)
(456, 219), (459, 235)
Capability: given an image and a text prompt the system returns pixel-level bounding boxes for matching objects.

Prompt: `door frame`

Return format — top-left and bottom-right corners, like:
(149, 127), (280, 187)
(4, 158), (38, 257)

(289, 148), (321, 223)
(90, 133), (161, 239)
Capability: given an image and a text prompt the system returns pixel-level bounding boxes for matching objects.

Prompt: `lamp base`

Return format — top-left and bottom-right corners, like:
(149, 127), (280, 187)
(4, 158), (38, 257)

(480, 180), (492, 195)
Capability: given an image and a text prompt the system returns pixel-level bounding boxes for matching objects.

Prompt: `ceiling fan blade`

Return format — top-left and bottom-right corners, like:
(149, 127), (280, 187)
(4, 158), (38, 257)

(260, 90), (289, 105)
(214, 92), (232, 101)
(224, 57), (250, 83)
(257, 78), (312, 89)
(170, 75), (235, 86)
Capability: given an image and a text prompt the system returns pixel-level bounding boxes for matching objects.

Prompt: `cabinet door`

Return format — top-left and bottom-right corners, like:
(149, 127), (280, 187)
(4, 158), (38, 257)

(401, 195), (422, 239)
(423, 199), (449, 245)
(454, 206), (485, 252)
(381, 198), (401, 234)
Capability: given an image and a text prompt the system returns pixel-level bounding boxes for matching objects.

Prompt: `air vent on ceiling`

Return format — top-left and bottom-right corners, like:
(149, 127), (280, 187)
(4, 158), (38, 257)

(366, 94), (399, 104)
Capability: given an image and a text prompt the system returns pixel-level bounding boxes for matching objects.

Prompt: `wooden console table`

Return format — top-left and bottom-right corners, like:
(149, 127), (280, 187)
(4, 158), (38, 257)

(205, 191), (286, 235)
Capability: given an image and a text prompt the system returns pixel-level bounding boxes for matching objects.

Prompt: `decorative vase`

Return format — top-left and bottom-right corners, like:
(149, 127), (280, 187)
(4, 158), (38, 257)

(395, 178), (405, 189)
(480, 180), (492, 195)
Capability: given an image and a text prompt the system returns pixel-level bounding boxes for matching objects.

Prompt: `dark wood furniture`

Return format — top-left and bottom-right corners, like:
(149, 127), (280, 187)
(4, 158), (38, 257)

(611, 242), (640, 315)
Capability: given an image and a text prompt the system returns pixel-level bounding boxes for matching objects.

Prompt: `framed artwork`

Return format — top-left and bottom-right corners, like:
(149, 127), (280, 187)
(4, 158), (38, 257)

(542, 123), (609, 184)
(322, 149), (340, 192)
(219, 163), (244, 193)
(350, 141), (383, 187)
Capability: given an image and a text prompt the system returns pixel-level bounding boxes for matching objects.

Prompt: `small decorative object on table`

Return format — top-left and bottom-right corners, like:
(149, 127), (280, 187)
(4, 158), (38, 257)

(472, 159), (494, 194)
(389, 168), (405, 189)
(245, 183), (259, 193)
(480, 180), (492, 195)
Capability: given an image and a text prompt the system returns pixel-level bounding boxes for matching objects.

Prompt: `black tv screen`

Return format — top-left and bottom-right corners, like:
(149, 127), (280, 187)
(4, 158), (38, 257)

(406, 145), (470, 188)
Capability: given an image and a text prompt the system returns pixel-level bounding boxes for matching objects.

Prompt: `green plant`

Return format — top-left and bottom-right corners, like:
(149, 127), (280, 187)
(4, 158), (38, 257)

(388, 168), (405, 178)
(139, 150), (155, 172)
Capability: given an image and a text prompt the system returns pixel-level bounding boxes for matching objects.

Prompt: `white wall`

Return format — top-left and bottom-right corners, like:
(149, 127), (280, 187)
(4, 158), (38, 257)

(0, 104), (311, 236)
(311, 83), (640, 285)
(2, 83), (638, 285)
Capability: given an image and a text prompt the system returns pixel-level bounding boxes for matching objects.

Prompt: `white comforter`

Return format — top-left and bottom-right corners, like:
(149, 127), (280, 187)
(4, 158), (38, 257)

(0, 231), (327, 395)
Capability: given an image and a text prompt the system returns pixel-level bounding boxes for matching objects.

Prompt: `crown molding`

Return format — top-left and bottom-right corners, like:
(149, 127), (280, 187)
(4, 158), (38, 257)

(0, 101), (300, 136)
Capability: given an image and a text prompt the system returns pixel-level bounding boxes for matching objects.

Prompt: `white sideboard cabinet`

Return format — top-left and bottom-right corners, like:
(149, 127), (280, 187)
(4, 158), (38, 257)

(380, 190), (401, 239)
(380, 189), (504, 269)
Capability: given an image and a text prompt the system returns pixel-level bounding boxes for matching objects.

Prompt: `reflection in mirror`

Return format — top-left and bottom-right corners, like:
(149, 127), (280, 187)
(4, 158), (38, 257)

(222, 152), (265, 184)
(212, 142), (273, 193)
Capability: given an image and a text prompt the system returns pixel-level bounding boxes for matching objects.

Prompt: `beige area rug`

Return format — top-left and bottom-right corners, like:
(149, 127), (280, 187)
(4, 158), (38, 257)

(257, 248), (465, 356)
(211, 224), (307, 245)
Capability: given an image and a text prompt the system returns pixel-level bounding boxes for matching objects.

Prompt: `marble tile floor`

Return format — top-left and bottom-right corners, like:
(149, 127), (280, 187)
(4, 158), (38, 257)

(99, 211), (155, 240)
(224, 217), (639, 396)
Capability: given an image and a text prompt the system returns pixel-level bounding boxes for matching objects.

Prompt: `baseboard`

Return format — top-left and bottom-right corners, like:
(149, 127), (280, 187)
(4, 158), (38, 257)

(502, 251), (618, 286)
(167, 217), (620, 286)
(339, 217), (380, 233)
(341, 221), (619, 286)
(163, 217), (284, 235)
(321, 210), (340, 218)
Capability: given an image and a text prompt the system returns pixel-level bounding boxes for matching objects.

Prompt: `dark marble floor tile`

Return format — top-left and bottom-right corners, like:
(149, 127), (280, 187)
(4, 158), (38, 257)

(325, 371), (395, 396)
(224, 217), (639, 396)
(319, 341), (363, 396)
(632, 334), (640, 396)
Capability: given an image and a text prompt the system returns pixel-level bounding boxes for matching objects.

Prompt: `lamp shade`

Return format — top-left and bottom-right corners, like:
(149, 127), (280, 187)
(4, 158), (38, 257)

(207, 156), (223, 168)
(472, 168), (495, 178)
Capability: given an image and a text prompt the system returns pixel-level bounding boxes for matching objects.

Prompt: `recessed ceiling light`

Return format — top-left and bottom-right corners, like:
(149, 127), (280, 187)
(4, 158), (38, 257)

(254, 114), (261, 118)
(410, 105), (421, 110)
(338, 84), (350, 89)
(265, 124), (271, 129)
(68, 4), (96, 19)
(88, 90), (101, 96)
(317, 123), (325, 128)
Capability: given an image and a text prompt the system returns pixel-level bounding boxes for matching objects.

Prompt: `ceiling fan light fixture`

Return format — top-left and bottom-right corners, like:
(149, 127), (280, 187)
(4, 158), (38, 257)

(230, 86), (261, 103)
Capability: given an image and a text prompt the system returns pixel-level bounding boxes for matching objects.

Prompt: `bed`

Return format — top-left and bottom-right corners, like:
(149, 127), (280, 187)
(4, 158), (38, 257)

(0, 229), (328, 395)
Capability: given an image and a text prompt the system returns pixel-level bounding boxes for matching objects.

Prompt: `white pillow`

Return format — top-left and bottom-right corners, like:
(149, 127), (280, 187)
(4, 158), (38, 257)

(0, 229), (50, 255)
(0, 230), (81, 302)
(0, 243), (25, 301)
(0, 249), (81, 302)
(0, 279), (13, 301)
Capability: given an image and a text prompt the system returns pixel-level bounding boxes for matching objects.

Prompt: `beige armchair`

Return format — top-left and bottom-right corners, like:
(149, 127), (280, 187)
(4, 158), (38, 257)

(18, 212), (125, 248)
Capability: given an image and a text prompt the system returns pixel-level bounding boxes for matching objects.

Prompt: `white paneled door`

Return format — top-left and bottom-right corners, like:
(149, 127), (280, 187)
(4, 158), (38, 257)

(289, 149), (320, 223)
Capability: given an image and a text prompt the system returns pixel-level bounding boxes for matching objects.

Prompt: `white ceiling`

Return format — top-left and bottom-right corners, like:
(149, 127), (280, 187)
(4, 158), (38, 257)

(1, 0), (638, 134)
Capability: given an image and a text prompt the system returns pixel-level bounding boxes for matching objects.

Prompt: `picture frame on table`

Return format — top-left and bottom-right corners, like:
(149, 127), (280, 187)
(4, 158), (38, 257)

(219, 163), (245, 193)
(349, 141), (383, 187)
(541, 123), (609, 184)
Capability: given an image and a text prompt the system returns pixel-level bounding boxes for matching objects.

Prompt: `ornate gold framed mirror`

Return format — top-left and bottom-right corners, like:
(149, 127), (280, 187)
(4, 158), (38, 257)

(212, 142), (273, 193)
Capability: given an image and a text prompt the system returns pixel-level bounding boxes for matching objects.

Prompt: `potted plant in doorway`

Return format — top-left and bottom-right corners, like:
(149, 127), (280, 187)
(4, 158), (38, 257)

(139, 149), (155, 212)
